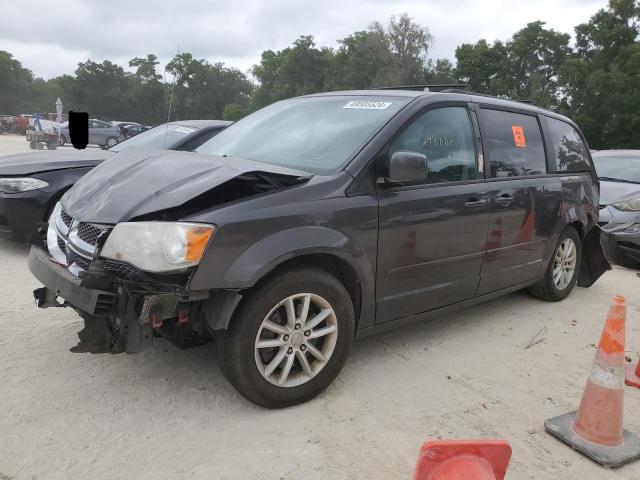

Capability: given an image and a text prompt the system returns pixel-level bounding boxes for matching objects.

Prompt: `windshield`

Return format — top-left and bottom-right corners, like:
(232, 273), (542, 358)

(109, 123), (199, 153)
(592, 153), (640, 183)
(195, 96), (410, 173)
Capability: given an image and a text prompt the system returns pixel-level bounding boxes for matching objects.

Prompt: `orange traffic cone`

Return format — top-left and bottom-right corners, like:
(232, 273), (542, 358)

(413, 440), (512, 480)
(545, 295), (640, 468)
(485, 217), (503, 250)
(625, 355), (640, 389)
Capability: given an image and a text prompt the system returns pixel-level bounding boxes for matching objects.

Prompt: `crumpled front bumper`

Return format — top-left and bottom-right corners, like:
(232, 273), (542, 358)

(28, 245), (114, 314)
(27, 245), (224, 354)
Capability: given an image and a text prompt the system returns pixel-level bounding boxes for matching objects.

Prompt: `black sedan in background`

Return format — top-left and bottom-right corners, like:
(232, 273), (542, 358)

(593, 150), (640, 269)
(0, 120), (231, 242)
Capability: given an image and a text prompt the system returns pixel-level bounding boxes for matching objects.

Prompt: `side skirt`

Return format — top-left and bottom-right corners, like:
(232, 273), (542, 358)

(356, 277), (542, 339)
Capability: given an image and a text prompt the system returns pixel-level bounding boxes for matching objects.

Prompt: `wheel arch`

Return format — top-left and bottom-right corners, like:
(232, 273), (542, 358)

(200, 226), (375, 333)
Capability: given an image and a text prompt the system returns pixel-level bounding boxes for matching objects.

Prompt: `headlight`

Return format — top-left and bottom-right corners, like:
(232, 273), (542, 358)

(0, 177), (49, 193)
(612, 197), (640, 212)
(100, 222), (215, 272)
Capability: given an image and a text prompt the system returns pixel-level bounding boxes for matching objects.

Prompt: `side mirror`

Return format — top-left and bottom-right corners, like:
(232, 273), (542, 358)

(385, 151), (428, 184)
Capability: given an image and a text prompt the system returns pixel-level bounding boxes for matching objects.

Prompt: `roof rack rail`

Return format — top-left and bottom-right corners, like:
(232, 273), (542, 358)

(373, 84), (468, 92)
(374, 84), (540, 107)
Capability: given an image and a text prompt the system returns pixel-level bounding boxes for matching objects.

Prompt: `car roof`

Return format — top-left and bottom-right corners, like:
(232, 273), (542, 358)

(592, 150), (640, 157)
(300, 89), (570, 122)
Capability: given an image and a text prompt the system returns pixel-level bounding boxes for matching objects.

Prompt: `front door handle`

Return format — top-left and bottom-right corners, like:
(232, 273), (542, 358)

(464, 199), (488, 208)
(495, 195), (514, 206)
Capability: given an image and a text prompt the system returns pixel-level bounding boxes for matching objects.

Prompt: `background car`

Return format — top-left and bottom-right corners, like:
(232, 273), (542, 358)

(592, 150), (640, 269)
(0, 120), (231, 242)
(56, 119), (122, 149)
(118, 123), (153, 140)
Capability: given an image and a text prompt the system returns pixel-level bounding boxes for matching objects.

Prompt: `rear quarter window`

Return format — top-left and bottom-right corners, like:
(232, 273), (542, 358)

(543, 116), (592, 172)
(480, 109), (547, 178)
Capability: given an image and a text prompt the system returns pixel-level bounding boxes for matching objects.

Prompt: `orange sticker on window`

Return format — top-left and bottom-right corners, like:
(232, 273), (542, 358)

(512, 125), (526, 148)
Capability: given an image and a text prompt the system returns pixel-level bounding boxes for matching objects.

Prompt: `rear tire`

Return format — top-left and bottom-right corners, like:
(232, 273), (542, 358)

(216, 266), (355, 408)
(529, 227), (582, 301)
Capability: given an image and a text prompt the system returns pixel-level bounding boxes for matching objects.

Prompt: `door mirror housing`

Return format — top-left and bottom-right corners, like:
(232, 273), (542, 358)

(385, 151), (428, 184)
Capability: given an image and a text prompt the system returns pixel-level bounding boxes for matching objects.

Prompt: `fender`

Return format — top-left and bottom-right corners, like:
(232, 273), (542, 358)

(223, 226), (371, 286)
(192, 226), (377, 330)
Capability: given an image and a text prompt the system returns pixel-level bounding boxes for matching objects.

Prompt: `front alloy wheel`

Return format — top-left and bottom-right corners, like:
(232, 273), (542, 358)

(216, 266), (355, 408)
(255, 293), (338, 388)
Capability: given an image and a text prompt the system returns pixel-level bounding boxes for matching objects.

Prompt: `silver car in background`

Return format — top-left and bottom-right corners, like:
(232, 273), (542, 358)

(593, 150), (640, 269)
(56, 119), (122, 149)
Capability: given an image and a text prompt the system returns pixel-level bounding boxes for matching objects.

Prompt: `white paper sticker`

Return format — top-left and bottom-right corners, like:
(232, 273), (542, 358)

(173, 126), (196, 134)
(342, 101), (392, 110)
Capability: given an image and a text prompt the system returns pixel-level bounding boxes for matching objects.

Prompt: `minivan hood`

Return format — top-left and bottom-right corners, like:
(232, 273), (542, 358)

(62, 149), (311, 224)
(0, 149), (111, 175)
(599, 180), (640, 206)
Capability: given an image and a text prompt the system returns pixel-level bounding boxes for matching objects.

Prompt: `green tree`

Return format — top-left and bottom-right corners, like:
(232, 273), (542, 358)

(0, 50), (35, 113)
(505, 21), (571, 107)
(251, 36), (333, 108)
(128, 54), (167, 124)
(329, 29), (392, 89)
(561, 0), (640, 149)
(385, 13), (433, 84)
(456, 21), (571, 107)
(61, 60), (136, 120)
(166, 53), (253, 120)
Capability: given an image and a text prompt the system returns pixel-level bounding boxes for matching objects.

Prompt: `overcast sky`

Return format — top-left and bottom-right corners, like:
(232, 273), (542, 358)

(1, 0), (607, 80)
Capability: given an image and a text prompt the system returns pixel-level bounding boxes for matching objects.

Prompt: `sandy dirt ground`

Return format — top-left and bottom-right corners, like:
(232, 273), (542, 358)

(0, 239), (640, 480)
(0, 132), (100, 156)
(0, 133), (33, 154)
(2, 133), (640, 479)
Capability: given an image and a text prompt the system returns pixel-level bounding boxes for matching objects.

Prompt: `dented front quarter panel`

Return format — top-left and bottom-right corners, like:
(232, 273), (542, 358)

(186, 172), (379, 329)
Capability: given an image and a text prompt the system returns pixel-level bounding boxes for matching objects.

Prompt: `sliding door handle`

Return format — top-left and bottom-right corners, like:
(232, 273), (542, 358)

(464, 199), (488, 208)
(495, 195), (514, 206)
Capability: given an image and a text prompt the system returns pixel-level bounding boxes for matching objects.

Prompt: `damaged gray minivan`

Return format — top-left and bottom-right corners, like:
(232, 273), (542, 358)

(28, 89), (609, 407)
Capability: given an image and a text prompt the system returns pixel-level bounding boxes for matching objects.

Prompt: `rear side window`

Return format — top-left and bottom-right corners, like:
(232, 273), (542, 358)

(480, 109), (546, 178)
(543, 116), (591, 172)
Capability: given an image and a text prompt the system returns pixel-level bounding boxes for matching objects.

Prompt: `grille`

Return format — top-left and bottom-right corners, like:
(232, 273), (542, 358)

(77, 222), (107, 246)
(57, 235), (66, 252)
(102, 260), (137, 276)
(60, 210), (73, 227)
(67, 250), (91, 270)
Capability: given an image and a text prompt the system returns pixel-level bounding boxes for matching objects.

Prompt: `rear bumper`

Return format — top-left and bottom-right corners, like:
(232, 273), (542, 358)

(28, 246), (114, 314)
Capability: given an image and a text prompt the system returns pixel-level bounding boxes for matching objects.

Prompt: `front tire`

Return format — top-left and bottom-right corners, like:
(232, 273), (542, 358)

(216, 266), (355, 408)
(529, 227), (582, 301)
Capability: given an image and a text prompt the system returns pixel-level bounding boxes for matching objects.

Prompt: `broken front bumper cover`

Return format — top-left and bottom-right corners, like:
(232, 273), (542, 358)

(28, 246), (114, 315)
(28, 245), (155, 353)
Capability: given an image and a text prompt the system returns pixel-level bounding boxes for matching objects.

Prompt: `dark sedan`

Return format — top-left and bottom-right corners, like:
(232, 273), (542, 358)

(593, 150), (640, 269)
(0, 120), (231, 242)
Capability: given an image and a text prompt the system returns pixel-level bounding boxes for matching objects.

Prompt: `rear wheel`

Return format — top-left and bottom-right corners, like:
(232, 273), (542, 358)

(105, 136), (118, 148)
(216, 266), (355, 408)
(529, 227), (581, 301)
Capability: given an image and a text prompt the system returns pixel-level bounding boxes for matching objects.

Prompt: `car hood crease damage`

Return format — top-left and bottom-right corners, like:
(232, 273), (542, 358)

(61, 149), (312, 223)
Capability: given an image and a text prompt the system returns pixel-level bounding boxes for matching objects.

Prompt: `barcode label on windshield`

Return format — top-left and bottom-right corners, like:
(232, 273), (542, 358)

(342, 101), (392, 110)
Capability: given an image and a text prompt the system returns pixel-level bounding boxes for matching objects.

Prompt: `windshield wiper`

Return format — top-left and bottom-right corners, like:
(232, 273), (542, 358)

(599, 176), (639, 184)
